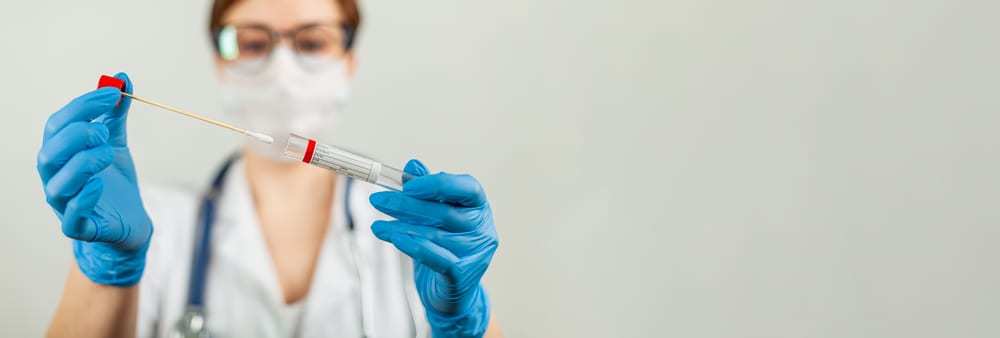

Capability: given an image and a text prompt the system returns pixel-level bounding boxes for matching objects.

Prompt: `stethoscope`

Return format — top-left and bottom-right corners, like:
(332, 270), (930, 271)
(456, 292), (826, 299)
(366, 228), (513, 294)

(172, 154), (417, 338)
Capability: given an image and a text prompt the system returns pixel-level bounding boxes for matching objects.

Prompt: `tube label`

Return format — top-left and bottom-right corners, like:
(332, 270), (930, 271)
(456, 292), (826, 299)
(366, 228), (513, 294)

(307, 141), (379, 184)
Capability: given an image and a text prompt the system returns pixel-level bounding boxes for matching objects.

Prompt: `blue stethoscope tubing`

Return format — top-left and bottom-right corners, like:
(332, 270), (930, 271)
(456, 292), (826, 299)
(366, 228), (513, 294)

(173, 154), (417, 338)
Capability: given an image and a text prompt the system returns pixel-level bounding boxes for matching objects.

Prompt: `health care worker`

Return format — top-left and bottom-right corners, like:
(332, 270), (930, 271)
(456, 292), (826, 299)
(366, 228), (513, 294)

(37, 0), (502, 337)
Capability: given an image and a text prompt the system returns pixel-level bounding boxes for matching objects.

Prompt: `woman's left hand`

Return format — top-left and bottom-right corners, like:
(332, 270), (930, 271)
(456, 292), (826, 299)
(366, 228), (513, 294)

(369, 159), (498, 338)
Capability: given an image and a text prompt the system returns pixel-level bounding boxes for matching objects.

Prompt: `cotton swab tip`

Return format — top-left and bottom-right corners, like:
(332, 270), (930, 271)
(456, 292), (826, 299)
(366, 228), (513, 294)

(246, 131), (275, 144)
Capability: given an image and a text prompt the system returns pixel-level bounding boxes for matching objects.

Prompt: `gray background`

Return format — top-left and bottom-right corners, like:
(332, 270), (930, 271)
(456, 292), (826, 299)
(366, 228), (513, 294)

(1, 0), (998, 337)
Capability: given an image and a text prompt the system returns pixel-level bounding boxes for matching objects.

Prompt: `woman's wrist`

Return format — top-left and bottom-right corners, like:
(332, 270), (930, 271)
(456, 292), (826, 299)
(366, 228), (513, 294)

(72, 240), (150, 287)
(425, 286), (491, 338)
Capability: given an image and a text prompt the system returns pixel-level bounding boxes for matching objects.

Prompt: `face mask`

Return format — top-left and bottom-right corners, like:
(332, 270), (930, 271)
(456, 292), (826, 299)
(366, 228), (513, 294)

(218, 47), (351, 161)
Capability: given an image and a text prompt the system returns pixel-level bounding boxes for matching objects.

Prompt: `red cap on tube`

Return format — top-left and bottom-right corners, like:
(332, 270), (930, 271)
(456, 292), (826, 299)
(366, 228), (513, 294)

(97, 75), (125, 106)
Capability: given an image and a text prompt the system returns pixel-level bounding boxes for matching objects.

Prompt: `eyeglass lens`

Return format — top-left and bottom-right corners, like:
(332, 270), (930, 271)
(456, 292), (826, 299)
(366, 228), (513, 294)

(217, 24), (347, 63)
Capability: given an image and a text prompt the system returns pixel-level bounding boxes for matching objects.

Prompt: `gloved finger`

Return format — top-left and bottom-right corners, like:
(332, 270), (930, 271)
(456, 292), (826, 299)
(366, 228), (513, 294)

(44, 146), (114, 211)
(403, 172), (488, 208)
(37, 122), (110, 183)
(102, 72), (133, 147)
(43, 88), (120, 140)
(372, 220), (459, 275)
(373, 218), (491, 256)
(370, 191), (484, 232)
(61, 178), (103, 241)
(402, 159), (429, 184)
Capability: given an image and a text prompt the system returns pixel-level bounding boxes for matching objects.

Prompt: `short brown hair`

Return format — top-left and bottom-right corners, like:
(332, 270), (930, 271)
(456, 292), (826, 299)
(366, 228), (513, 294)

(208, 0), (362, 49)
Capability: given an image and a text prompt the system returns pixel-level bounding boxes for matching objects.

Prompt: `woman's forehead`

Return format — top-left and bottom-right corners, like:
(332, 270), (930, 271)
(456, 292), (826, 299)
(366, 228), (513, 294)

(222, 0), (342, 29)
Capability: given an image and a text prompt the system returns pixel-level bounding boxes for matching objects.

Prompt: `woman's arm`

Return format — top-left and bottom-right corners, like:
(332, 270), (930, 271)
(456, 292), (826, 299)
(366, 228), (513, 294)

(47, 267), (138, 338)
(40, 74), (153, 338)
(484, 312), (504, 338)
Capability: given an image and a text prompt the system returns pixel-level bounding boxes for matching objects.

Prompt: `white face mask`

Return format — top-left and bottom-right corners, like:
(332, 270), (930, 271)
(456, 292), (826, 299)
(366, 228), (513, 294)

(219, 47), (351, 161)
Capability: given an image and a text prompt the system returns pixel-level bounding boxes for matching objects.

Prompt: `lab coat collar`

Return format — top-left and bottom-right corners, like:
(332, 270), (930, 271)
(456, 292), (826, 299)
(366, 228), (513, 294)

(212, 159), (359, 329)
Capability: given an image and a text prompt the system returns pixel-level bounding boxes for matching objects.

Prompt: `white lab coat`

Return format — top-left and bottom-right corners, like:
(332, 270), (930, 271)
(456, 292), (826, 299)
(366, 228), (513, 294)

(137, 159), (430, 338)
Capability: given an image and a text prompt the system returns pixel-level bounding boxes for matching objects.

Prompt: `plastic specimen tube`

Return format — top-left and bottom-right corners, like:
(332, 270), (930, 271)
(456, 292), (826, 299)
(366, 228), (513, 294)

(283, 133), (411, 191)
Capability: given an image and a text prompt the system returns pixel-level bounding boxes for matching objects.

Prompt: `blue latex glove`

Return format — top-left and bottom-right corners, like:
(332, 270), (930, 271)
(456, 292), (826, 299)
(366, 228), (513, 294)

(369, 160), (499, 338)
(37, 72), (153, 286)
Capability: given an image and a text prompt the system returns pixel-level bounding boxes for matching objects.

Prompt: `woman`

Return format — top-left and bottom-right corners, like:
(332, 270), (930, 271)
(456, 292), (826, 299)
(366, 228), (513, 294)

(37, 0), (502, 337)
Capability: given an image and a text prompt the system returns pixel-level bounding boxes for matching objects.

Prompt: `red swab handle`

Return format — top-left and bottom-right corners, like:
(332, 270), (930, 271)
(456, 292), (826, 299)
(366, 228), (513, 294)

(97, 75), (125, 106)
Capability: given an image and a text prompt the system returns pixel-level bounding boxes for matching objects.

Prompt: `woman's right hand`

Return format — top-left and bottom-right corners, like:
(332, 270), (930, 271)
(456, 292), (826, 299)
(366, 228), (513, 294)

(37, 72), (153, 287)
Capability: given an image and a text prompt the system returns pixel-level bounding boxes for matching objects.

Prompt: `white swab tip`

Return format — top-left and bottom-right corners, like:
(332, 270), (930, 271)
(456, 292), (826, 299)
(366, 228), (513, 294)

(246, 131), (274, 144)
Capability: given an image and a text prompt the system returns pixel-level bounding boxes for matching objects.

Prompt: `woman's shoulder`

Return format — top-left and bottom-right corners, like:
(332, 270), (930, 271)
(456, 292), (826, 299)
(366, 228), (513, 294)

(141, 181), (200, 227)
(139, 181), (200, 262)
(345, 180), (411, 261)
(346, 179), (392, 222)
(135, 182), (201, 334)
(141, 181), (199, 204)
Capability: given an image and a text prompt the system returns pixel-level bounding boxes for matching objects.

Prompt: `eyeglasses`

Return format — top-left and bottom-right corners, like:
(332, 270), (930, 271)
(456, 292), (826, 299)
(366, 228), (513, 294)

(214, 22), (355, 72)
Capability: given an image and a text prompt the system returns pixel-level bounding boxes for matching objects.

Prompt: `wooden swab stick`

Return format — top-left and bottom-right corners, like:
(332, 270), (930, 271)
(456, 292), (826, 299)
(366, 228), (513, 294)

(97, 74), (273, 144)
(119, 92), (274, 144)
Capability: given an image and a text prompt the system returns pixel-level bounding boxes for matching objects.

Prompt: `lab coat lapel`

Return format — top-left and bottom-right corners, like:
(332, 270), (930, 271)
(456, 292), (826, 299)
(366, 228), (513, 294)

(209, 160), (287, 336)
(299, 175), (365, 337)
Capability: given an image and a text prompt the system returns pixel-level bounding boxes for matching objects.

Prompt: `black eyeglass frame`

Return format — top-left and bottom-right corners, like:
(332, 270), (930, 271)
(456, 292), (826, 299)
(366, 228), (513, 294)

(211, 21), (357, 59)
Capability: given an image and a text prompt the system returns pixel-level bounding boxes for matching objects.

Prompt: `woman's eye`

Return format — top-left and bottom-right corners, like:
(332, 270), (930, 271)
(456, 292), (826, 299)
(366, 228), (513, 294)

(241, 41), (268, 53)
(298, 40), (328, 52)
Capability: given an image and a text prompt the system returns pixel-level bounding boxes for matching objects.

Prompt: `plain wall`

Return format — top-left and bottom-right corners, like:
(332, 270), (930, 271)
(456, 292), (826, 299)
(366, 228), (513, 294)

(1, 0), (998, 336)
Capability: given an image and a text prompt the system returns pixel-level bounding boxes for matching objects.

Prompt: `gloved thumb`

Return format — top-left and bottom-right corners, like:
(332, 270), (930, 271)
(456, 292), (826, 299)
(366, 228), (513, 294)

(403, 159), (429, 177)
(61, 178), (103, 242)
(61, 177), (148, 249)
(401, 159), (429, 185)
(103, 72), (133, 147)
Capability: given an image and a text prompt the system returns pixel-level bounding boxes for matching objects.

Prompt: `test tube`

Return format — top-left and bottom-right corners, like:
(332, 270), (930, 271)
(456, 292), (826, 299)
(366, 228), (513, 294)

(283, 133), (411, 191)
